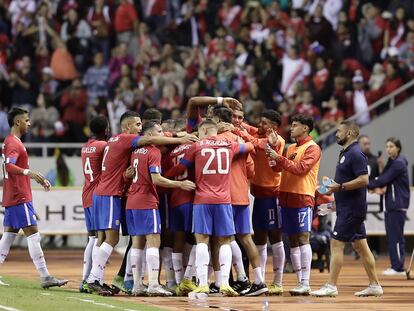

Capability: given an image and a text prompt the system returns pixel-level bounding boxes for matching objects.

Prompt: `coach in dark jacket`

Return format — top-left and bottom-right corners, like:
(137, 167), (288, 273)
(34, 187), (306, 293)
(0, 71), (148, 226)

(368, 137), (410, 275)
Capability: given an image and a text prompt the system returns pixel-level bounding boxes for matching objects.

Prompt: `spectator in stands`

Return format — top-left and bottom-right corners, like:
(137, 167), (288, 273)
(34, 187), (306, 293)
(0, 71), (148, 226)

(281, 45), (311, 96)
(295, 90), (321, 120)
(8, 55), (37, 109)
(60, 7), (92, 71)
(108, 43), (133, 86)
(87, 0), (112, 62)
(0, 102), (9, 141)
(368, 63), (386, 91)
(114, 0), (139, 56)
(399, 31), (414, 73)
(157, 83), (181, 117)
(39, 67), (58, 97)
(350, 75), (371, 126)
(30, 93), (60, 143)
(83, 51), (109, 104)
(320, 96), (344, 134)
(60, 78), (87, 142)
(368, 137), (410, 276)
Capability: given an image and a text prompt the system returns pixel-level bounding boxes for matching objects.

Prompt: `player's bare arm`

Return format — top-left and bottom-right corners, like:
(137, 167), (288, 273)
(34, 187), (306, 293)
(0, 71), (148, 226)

(150, 173), (195, 191)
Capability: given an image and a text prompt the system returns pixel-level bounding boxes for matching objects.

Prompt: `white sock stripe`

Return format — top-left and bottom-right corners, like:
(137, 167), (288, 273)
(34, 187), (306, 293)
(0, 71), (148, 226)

(307, 207), (311, 231)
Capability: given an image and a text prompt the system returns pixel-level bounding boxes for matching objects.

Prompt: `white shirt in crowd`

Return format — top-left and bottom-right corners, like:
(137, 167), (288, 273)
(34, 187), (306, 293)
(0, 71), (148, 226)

(281, 55), (311, 96)
(353, 90), (371, 126)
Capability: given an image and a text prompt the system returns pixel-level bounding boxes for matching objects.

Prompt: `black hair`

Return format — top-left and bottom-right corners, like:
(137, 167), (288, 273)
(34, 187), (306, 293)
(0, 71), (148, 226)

(357, 134), (369, 142)
(291, 114), (314, 133)
(8, 107), (28, 127)
(212, 106), (233, 123)
(120, 111), (140, 125)
(141, 120), (159, 134)
(142, 108), (162, 123)
(386, 137), (402, 154)
(89, 115), (108, 136)
(262, 109), (281, 126)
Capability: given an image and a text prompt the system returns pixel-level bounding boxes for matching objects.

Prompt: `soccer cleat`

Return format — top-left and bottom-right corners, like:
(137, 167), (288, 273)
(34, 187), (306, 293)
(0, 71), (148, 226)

(164, 283), (177, 296)
(123, 280), (134, 294)
(147, 284), (173, 297)
(176, 279), (197, 296)
(188, 285), (209, 299)
(40, 276), (68, 289)
(244, 282), (268, 296)
(86, 281), (113, 296)
(102, 283), (118, 295)
(132, 283), (148, 296)
(354, 285), (383, 297)
(231, 279), (250, 294)
(310, 284), (338, 297)
(79, 280), (90, 293)
(267, 283), (283, 296)
(209, 283), (220, 296)
(219, 284), (239, 297)
(111, 275), (125, 293)
(382, 268), (405, 276)
(289, 283), (311, 296)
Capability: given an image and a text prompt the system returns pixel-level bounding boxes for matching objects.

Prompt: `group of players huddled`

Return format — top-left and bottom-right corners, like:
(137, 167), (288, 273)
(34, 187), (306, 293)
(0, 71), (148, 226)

(0, 96), (322, 298)
(79, 96), (322, 298)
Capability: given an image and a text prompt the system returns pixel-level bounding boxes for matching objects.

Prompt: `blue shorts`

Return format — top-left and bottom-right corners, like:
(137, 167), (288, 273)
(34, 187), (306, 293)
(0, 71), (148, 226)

(84, 207), (94, 232)
(126, 209), (161, 236)
(193, 204), (235, 236)
(252, 197), (281, 231)
(170, 203), (193, 233)
(333, 215), (366, 242)
(3, 202), (37, 230)
(232, 205), (251, 234)
(92, 195), (122, 231)
(158, 193), (170, 230)
(281, 206), (312, 235)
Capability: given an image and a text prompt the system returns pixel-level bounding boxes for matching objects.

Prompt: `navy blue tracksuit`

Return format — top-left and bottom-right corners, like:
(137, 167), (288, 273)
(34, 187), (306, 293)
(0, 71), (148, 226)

(368, 155), (410, 272)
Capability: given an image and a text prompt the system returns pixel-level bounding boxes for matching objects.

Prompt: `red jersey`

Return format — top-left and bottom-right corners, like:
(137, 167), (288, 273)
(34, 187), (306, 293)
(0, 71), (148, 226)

(126, 145), (161, 210)
(81, 139), (107, 208)
(2, 135), (32, 207)
(166, 143), (194, 208)
(94, 132), (141, 197)
(181, 136), (253, 205)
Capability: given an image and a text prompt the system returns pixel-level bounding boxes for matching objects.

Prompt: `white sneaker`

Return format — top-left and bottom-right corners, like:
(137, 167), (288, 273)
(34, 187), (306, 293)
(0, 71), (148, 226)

(382, 268), (405, 276)
(289, 283), (311, 296)
(132, 283), (148, 296)
(147, 284), (173, 296)
(310, 284), (338, 297)
(354, 285), (383, 297)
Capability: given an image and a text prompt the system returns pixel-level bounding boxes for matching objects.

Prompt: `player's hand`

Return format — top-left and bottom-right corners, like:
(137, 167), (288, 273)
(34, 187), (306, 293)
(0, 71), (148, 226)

(28, 170), (50, 191)
(326, 181), (340, 195)
(124, 166), (135, 179)
(267, 129), (279, 146)
(180, 134), (199, 144)
(179, 180), (196, 191)
(317, 203), (335, 216)
(223, 97), (242, 110)
(266, 148), (278, 160)
(175, 131), (188, 138)
(374, 187), (386, 195)
(42, 178), (51, 192)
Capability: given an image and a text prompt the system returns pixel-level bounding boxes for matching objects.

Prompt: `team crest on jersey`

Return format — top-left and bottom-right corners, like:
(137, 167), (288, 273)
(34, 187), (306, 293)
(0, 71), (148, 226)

(340, 156), (345, 164)
(289, 153), (297, 160)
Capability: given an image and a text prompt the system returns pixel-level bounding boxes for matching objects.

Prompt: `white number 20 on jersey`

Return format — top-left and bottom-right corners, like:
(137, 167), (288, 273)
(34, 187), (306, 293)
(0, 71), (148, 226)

(201, 148), (230, 175)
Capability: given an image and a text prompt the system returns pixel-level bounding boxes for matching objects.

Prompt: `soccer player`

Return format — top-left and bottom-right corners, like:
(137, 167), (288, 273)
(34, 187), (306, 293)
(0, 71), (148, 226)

(165, 141), (197, 296)
(0, 108), (67, 289)
(125, 121), (196, 296)
(233, 109), (286, 296)
(80, 116), (108, 292)
(311, 121), (383, 297)
(166, 119), (254, 297)
(266, 114), (321, 296)
(214, 107), (268, 296)
(85, 111), (197, 294)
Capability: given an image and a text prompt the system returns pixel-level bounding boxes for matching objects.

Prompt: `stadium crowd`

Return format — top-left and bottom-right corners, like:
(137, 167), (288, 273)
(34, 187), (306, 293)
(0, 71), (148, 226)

(0, 0), (414, 143)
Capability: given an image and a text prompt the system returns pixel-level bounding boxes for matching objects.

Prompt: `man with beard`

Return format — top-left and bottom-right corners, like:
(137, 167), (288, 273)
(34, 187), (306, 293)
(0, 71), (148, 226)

(310, 121), (383, 298)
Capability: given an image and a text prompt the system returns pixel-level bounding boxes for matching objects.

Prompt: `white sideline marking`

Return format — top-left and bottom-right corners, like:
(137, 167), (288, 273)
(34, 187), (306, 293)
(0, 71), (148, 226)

(40, 293), (52, 296)
(67, 297), (140, 311)
(0, 304), (22, 311)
